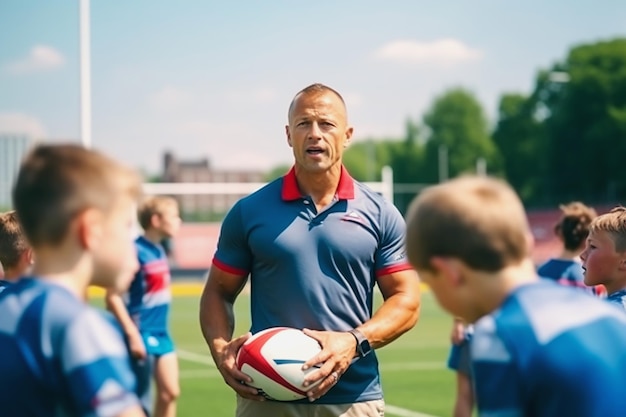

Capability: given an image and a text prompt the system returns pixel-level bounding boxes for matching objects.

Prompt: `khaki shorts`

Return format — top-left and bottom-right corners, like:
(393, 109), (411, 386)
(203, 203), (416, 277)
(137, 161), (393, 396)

(236, 395), (385, 417)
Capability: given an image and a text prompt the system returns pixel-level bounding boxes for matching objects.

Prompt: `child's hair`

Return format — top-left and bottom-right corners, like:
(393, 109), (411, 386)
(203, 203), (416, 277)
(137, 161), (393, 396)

(589, 206), (626, 252)
(0, 211), (29, 269)
(554, 202), (597, 251)
(137, 196), (178, 230)
(406, 176), (530, 272)
(13, 144), (142, 247)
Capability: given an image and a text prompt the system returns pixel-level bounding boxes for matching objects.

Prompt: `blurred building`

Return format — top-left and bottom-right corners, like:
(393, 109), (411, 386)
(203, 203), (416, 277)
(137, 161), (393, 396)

(0, 134), (31, 208)
(161, 151), (265, 216)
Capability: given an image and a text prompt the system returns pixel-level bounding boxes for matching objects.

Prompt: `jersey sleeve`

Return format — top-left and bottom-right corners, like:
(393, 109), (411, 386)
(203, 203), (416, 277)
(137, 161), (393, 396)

(60, 309), (139, 417)
(212, 200), (253, 275)
(472, 315), (523, 416)
(374, 199), (412, 277)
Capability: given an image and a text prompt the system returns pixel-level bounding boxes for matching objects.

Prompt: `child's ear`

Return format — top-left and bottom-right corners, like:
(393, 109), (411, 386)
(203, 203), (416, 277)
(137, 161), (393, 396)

(77, 208), (104, 250)
(150, 213), (160, 228)
(430, 257), (464, 287)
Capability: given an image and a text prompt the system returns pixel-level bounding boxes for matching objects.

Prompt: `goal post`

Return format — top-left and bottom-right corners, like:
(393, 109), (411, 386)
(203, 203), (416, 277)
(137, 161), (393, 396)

(142, 165), (394, 205)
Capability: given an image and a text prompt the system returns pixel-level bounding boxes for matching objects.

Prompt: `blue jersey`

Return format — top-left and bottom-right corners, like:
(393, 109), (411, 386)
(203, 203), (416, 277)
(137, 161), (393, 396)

(471, 280), (626, 416)
(0, 278), (139, 417)
(537, 258), (588, 290)
(0, 279), (12, 293)
(447, 325), (474, 377)
(126, 236), (172, 333)
(606, 289), (626, 311)
(213, 166), (412, 404)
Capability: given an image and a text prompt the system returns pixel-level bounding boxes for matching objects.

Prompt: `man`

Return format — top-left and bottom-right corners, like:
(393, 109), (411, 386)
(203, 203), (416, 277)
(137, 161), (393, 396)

(199, 83), (421, 417)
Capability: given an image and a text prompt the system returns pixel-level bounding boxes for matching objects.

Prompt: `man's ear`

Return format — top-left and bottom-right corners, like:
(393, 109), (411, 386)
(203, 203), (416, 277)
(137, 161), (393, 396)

(430, 256), (464, 287)
(285, 125), (293, 147)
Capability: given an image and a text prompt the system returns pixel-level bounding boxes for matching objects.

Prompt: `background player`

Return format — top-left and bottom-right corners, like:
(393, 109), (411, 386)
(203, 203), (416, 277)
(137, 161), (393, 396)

(580, 206), (626, 310)
(0, 210), (33, 291)
(537, 201), (603, 295)
(107, 196), (181, 417)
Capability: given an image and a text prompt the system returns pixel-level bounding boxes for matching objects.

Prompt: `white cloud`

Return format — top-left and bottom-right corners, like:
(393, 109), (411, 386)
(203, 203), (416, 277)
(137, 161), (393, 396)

(5, 45), (65, 74)
(148, 86), (192, 112)
(0, 113), (47, 138)
(374, 38), (483, 66)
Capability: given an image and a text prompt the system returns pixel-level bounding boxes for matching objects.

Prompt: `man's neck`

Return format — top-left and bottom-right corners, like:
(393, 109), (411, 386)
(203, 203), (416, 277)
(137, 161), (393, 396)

(294, 164), (342, 207)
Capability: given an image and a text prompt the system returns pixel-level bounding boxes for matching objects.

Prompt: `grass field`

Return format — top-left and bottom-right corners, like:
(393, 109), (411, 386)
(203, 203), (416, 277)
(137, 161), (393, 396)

(93, 285), (456, 417)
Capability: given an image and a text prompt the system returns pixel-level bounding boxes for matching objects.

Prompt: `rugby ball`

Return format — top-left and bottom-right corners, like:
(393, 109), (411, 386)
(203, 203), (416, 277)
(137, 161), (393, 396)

(236, 327), (323, 401)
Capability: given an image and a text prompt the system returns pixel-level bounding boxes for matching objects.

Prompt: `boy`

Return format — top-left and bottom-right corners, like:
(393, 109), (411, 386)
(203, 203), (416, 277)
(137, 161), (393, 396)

(0, 144), (146, 417)
(580, 206), (626, 310)
(106, 196), (181, 417)
(0, 210), (33, 291)
(405, 175), (626, 416)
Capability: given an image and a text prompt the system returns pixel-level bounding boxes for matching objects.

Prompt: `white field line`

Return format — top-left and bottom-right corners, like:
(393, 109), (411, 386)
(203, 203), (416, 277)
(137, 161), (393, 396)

(177, 349), (441, 417)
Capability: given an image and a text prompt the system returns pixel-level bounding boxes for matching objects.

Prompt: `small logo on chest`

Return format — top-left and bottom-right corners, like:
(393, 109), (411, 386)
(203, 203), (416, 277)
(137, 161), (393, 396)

(341, 210), (366, 225)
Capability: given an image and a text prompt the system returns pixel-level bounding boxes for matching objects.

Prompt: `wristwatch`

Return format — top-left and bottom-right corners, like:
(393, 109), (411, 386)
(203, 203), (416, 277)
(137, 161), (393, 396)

(349, 328), (372, 358)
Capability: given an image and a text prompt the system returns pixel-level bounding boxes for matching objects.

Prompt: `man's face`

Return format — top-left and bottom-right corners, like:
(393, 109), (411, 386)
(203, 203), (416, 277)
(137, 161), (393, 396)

(285, 91), (353, 173)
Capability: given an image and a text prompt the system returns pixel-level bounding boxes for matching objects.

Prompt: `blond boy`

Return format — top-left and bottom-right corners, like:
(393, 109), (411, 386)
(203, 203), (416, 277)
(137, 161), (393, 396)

(0, 144), (145, 417)
(0, 210), (33, 290)
(580, 206), (626, 309)
(106, 196), (181, 417)
(405, 175), (626, 416)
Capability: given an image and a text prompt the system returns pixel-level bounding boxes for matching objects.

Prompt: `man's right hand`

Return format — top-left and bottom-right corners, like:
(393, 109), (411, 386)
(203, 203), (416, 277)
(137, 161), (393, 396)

(216, 332), (266, 401)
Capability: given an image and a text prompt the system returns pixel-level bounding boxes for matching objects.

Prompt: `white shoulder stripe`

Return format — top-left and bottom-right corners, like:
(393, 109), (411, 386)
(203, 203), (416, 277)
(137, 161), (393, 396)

(471, 315), (512, 363)
(61, 309), (127, 371)
(518, 287), (626, 344)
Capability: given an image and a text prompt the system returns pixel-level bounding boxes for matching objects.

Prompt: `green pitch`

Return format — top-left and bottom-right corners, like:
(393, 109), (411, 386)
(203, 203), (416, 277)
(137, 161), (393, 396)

(96, 290), (456, 417)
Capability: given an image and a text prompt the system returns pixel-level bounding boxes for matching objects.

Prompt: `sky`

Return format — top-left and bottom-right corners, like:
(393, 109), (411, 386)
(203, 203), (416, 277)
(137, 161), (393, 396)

(1, 1), (625, 175)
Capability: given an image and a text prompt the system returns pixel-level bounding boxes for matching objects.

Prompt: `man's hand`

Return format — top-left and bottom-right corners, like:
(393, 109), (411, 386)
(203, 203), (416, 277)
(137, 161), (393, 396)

(300, 329), (358, 402)
(215, 332), (266, 401)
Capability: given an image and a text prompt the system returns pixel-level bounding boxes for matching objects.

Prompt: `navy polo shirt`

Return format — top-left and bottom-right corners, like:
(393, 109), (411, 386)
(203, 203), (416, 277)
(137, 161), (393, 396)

(213, 165), (412, 404)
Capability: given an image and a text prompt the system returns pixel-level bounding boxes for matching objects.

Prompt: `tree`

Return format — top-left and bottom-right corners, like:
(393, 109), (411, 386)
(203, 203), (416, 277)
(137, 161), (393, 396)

(492, 93), (546, 202)
(535, 38), (626, 202)
(422, 88), (499, 183)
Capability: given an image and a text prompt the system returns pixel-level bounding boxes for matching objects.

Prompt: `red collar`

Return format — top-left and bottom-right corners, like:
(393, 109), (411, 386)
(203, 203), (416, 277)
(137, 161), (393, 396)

(281, 165), (355, 201)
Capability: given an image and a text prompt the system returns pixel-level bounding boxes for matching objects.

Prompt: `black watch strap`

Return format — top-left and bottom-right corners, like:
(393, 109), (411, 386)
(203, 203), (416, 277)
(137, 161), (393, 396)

(349, 328), (372, 358)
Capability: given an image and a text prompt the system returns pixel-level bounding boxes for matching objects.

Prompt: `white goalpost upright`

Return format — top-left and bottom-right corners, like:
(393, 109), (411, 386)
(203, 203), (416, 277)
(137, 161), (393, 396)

(142, 166), (394, 206)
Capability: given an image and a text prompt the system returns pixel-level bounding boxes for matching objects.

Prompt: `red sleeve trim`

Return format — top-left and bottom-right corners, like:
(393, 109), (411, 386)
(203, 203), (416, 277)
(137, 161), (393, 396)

(212, 258), (248, 276)
(375, 262), (414, 278)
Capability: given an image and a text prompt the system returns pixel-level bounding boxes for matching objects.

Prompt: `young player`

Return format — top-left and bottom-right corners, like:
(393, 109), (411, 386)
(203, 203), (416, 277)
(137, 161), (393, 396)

(405, 175), (626, 416)
(0, 143), (145, 417)
(0, 210), (33, 291)
(537, 202), (603, 294)
(580, 206), (626, 310)
(106, 196), (181, 417)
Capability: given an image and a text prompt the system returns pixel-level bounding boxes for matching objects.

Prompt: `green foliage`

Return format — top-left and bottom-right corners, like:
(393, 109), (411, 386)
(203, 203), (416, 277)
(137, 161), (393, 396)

(343, 138), (395, 181)
(535, 38), (626, 202)
(264, 164), (291, 182)
(492, 93), (547, 203)
(423, 88), (500, 183)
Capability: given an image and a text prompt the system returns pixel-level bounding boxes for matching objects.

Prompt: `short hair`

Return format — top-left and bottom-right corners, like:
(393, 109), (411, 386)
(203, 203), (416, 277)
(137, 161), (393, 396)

(0, 211), (29, 269)
(406, 176), (530, 272)
(589, 206), (626, 252)
(554, 202), (597, 251)
(13, 144), (142, 247)
(287, 83), (346, 121)
(137, 196), (178, 230)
